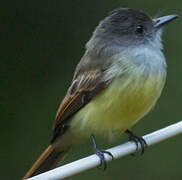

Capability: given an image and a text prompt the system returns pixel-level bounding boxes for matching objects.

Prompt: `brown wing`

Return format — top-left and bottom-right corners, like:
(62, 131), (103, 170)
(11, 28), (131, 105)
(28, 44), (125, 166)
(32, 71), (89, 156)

(51, 70), (107, 143)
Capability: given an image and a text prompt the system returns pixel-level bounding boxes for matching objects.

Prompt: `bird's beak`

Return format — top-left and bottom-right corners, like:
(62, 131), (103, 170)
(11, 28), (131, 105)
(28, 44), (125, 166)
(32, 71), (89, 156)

(153, 14), (179, 28)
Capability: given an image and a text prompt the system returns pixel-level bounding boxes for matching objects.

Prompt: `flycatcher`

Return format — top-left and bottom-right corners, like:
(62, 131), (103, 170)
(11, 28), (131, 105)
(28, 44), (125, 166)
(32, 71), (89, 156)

(23, 8), (179, 179)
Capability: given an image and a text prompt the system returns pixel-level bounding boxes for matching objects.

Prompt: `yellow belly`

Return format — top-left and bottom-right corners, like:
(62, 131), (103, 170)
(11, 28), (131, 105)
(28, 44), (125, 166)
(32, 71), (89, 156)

(70, 70), (166, 138)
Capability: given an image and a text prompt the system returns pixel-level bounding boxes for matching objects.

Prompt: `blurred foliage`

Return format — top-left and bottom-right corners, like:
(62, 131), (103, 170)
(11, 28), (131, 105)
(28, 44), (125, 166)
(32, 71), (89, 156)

(1, 0), (182, 179)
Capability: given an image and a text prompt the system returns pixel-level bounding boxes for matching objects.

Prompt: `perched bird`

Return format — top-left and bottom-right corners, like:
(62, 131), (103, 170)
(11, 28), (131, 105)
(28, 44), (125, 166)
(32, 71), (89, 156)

(23, 8), (179, 179)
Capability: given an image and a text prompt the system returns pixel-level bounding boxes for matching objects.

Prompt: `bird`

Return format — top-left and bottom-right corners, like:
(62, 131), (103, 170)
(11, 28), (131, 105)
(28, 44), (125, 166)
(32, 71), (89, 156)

(23, 8), (179, 179)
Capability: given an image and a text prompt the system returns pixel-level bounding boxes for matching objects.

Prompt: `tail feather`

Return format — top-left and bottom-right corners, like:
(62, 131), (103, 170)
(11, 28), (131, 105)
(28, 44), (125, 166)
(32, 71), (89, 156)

(23, 144), (69, 179)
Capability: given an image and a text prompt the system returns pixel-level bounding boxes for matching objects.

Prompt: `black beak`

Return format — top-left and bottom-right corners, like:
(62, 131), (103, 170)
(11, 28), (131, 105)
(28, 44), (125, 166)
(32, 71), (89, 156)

(153, 14), (179, 28)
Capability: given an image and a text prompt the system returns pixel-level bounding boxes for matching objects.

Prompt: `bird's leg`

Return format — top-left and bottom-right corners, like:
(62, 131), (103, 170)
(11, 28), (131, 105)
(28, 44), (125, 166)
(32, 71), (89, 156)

(125, 130), (147, 154)
(91, 134), (114, 170)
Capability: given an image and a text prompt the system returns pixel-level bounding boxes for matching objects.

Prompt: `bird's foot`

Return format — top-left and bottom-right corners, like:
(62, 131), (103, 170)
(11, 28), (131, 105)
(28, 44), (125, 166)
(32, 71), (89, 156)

(91, 134), (114, 170)
(125, 130), (147, 154)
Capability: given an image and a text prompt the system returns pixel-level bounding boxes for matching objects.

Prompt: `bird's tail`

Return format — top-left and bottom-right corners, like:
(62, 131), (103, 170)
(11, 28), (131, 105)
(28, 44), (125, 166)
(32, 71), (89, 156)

(23, 144), (69, 179)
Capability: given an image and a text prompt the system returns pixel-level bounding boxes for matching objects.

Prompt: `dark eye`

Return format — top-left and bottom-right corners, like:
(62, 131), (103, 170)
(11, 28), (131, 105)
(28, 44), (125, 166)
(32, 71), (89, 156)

(136, 25), (144, 34)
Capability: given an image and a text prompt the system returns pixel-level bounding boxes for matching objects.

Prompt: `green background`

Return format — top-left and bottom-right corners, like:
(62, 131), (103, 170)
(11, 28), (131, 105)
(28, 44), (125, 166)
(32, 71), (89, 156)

(1, 0), (182, 179)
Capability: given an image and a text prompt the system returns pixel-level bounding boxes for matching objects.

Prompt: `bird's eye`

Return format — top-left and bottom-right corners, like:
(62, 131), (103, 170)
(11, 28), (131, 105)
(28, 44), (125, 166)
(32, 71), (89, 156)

(136, 25), (144, 34)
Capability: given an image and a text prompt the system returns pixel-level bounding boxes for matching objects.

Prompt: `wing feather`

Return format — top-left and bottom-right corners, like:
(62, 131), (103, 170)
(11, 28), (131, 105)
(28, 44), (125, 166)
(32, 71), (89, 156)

(51, 70), (107, 142)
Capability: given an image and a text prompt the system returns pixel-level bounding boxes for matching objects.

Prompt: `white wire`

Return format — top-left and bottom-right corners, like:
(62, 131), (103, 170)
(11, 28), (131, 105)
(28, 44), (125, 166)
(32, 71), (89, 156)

(27, 120), (182, 180)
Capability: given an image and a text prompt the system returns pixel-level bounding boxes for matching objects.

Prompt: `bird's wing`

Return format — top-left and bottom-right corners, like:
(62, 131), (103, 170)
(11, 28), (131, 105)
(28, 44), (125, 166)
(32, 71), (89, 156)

(51, 69), (108, 142)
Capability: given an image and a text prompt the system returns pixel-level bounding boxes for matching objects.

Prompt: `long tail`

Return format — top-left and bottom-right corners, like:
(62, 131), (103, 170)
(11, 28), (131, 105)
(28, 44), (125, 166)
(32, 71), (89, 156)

(23, 144), (69, 179)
